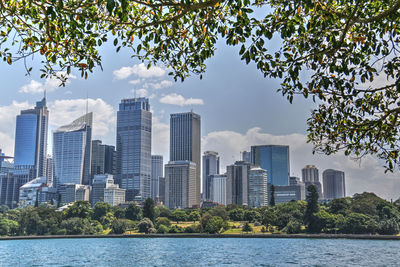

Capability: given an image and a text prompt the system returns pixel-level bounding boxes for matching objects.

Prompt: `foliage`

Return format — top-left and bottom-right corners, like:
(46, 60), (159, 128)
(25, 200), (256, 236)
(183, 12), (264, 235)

(377, 218), (400, 235)
(100, 212), (116, 228)
(262, 208), (277, 226)
(0, 218), (19, 236)
(188, 211), (201, 222)
(184, 224), (201, 233)
(229, 209), (245, 221)
(64, 201), (91, 219)
(282, 219), (302, 234)
(156, 217), (171, 227)
(110, 219), (129, 234)
(243, 210), (261, 223)
(242, 222), (253, 233)
(156, 224), (170, 234)
(61, 218), (103, 235)
(328, 198), (351, 215)
(305, 185), (319, 232)
(142, 198), (156, 222)
(125, 203), (142, 221)
(157, 206), (172, 218)
(92, 202), (112, 221)
(208, 206), (229, 221)
(171, 209), (188, 222)
(202, 216), (227, 234)
(137, 218), (155, 234)
(339, 213), (378, 234)
(112, 206), (126, 219)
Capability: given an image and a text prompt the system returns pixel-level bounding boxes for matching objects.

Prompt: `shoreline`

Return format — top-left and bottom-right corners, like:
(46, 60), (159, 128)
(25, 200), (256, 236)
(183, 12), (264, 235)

(1, 233), (400, 241)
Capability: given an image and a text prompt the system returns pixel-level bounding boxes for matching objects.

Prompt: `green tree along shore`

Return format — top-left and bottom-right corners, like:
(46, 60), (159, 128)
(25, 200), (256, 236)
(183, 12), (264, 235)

(1, 188), (400, 236)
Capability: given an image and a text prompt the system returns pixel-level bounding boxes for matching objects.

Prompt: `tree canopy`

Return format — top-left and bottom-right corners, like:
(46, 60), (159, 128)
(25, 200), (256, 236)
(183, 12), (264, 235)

(1, 0), (400, 170)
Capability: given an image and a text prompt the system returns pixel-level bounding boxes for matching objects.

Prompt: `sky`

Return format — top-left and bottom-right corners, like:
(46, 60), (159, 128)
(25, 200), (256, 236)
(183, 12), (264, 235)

(0, 39), (399, 201)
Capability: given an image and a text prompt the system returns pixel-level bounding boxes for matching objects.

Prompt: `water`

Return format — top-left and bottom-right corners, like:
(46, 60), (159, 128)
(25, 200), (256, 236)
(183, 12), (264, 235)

(0, 238), (399, 266)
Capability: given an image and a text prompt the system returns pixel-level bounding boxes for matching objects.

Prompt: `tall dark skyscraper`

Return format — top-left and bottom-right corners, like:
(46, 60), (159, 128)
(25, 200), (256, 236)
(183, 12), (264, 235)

(226, 161), (252, 206)
(91, 140), (116, 177)
(116, 98), (152, 201)
(323, 169), (346, 199)
(202, 151), (219, 201)
(302, 165), (322, 197)
(170, 112), (201, 207)
(14, 97), (49, 178)
(251, 145), (290, 186)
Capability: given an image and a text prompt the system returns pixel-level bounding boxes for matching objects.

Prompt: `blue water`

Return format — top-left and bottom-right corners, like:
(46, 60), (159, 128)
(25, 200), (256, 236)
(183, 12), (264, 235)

(0, 238), (399, 266)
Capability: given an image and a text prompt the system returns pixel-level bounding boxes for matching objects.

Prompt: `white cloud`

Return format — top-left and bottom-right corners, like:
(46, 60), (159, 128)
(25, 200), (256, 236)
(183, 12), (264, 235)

(159, 93), (204, 106)
(144, 80), (173, 90)
(202, 127), (400, 200)
(49, 98), (116, 138)
(19, 72), (76, 94)
(129, 79), (141, 85)
(152, 117), (169, 158)
(113, 63), (166, 80)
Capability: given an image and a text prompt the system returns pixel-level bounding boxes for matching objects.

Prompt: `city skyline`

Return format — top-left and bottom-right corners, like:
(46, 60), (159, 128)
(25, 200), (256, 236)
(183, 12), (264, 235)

(0, 42), (399, 200)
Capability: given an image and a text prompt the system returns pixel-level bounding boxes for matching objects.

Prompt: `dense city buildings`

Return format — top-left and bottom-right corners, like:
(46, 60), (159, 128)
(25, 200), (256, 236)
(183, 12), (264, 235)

(58, 184), (90, 204)
(248, 167), (268, 207)
(0, 150), (17, 208)
(91, 174), (115, 206)
(158, 177), (165, 204)
(170, 112), (201, 207)
(18, 177), (47, 208)
(202, 151), (220, 201)
(211, 174), (227, 205)
(165, 161), (197, 209)
(151, 155), (163, 201)
(274, 183), (306, 204)
(251, 145), (290, 186)
(46, 156), (54, 187)
(116, 98), (152, 201)
(91, 140), (116, 178)
(302, 164), (322, 197)
(226, 161), (252, 206)
(104, 184), (126, 206)
(242, 151), (251, 163)
(323, 169), (346, 199)
(53, 113), (93, 187)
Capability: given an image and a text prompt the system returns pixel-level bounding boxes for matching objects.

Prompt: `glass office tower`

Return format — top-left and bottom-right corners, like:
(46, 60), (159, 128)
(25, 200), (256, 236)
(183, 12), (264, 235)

(116, 98), (152, 201)
(251, 145), (290, 186)
(53, 113), (92, 187)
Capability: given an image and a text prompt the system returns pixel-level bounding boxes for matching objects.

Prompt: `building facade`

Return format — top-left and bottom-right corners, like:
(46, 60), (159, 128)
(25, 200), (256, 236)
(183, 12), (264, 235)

(226, 161), (252, 206)
(151, 155), (163, 201)
(165, 161), (197, 209)
(91, 174), (115, 206)
(53, 113), (93, 187)
(0, 150), (17, 208)
(248, 167), (268, 207)
(202, 151), (220, 201)
(104, 185), (126, 206)
(323, 169), (346, 199)
(58, 184), (90, 204)
(158, 177), (165, 204)
(274, 184), (305, 204)
(170, 112), (201, 207)
(46, 156), (54, 187)
(302, 165), (322, 197)
(116, 98), (152, 201)
(251, 145), (290, 186)
(211, 174), (227, 206)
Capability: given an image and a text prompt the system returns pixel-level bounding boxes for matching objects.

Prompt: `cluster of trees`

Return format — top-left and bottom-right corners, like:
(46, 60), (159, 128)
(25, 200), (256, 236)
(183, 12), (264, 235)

(1, 187), (400, 236)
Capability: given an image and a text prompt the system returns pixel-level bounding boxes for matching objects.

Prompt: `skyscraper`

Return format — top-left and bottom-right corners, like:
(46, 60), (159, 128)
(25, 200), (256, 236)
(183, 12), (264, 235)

(165, 161), (197, 209)
(226, 161), (252, 206)
(323, 169), (346, 199)
(53, 113), (92, 187)
(0, 150), (18, 208)
(302, 165), (322, 197)
(170, 112), (201, 207)
(248, 167), (268, 207)
(202, 151), (220, 201)
(116, 98), (152, 201)
(242, 151), (251, 163)
(151, 155), (163, 201)
(46, 156), (54, 187)
(211, 174), (227, 205)
(251, 145), (290, 186)
(14, 97), (49, 178)
(91, 140), (116, 177)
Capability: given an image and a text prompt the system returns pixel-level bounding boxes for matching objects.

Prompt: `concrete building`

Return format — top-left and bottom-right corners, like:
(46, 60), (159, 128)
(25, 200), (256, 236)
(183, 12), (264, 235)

(274, 184), (305, 204)
(165, 161), (197, 209)
(58, 184), (90, 204)
(302, 165), (322, 197)
(151, 155), (163, 201)
(158, 177), (165, 204)
(248, 167), (268, 207)
(91, 174), (115, 206)
(18, 177), (46, 207)
(251, 145), (290, 186)
(170, 112), (201, 207)
(242, 151), (251, 163)
(211, 174), (227, 206)
(116, 98), (152, 201)
(104, 184), (126, 206)
(53, 113), (92, 187)
(46, 156), (53, 187)
(323, 169), (346, 199)
(91, 140), (116, 178)
(0, 150), (17, 208)
(202, 151), (220, 201)
(226, 161), (252, 206)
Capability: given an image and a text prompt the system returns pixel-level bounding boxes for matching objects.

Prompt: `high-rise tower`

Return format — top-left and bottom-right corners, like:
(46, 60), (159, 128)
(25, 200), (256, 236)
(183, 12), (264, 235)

(116, 98), (152, 201)
(202, 151), (220, 201)
(170, 112), (201, 207)
(53, 113), (92, 187)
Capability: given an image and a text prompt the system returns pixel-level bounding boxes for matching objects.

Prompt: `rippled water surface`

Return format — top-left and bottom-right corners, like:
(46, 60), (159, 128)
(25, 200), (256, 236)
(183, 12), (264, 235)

(0, 237), (399, 266)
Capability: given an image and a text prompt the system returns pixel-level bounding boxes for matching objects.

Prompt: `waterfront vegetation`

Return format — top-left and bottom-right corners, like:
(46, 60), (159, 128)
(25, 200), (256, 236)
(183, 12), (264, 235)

(1, 189), (400, 237)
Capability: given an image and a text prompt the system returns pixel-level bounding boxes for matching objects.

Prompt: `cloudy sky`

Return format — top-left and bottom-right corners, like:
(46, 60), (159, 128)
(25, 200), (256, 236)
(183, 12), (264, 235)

(0, 40), (399, 200)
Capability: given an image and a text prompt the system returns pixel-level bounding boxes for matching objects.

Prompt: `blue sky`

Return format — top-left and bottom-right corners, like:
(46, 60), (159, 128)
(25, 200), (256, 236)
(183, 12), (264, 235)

(0, 39), (399, 200)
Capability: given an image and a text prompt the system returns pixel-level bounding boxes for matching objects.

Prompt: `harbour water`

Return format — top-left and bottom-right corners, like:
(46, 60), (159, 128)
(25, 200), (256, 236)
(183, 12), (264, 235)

(0, 237), (399, 266)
